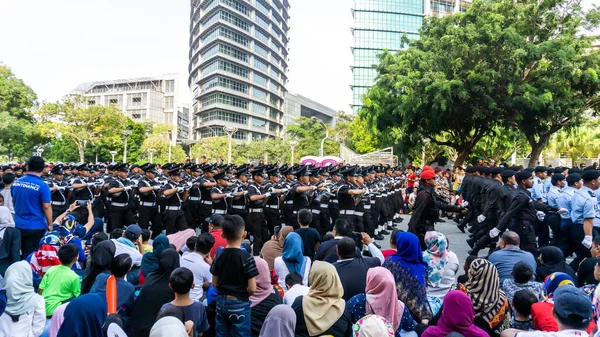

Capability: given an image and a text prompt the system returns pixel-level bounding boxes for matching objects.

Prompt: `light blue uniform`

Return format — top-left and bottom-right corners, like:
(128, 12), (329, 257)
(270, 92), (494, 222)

(544, 178), (552, 195)
(558, 186), (576, 221)
(547, 186), (562, 208)
(531, 177), (547, 203)
(571, 185), (597, 225)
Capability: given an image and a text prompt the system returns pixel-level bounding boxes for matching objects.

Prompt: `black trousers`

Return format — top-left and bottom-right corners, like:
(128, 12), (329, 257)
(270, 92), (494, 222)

(338, 213), (356, 230)
(320, 208), (331, 234)
(354, 212), (365, 232)
(248, 212), (268, 256)
(19, 228), (46, 259)
(329, 203), (339, 227)
(364, 211), (374, 236)
(547, 213), (564, 248)
(138, 205), (162, 238)
(515, 220), (538, 256)
(184, 201), (202, 229)
(51, 205), (68, 221)
(198, 204), (212, 233)
(162, 209), (188, 235)
(283, 206), (295, 228)
(109, 207), (135, 233)
(265, 208), (280, 236)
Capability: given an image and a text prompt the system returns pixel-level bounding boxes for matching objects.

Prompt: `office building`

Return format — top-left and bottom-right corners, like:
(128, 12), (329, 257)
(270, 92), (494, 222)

(284, 92), (336, 127)
(70, 74), (190, 140)
(188, 0), (290, 142)
(351, 0), (471, 113)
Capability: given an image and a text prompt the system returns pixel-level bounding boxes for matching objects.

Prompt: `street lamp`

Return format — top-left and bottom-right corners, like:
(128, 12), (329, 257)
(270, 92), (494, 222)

(223, 126), (238, 164)
(167, 130), (173, 163)
(109, 150), (117, 163)
(311, 117), (328, 157)
(148, 148), (156, 164)
(422, 138), (430, 166)
(37, 147), (44, 158)
(121, 130), (132, 163)
(289, 140), (298, 166)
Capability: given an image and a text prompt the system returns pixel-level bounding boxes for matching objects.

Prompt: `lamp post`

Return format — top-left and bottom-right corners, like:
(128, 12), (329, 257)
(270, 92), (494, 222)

(37, 147), (44, 158)
(121, 130), (132, 163)
(148, 148), (156, 164)
(109, 150), (117, 163)
(289, 140), (298, 166)
(167, 130), (173, 163)
(223, 126), (238, 164)
(422, 138), (429, 166)
(311, 117), (328, 157)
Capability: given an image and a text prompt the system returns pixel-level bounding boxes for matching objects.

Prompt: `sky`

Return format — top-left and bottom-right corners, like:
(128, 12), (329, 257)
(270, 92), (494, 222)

(0, 0), (595, 114)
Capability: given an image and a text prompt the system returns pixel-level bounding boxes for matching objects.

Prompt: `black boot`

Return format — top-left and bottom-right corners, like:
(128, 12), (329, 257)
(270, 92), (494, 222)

(457, 224), (466, 233)
(468, 247), (480, 256)
(374, 234), (384, 240)
(467, 238), (476, 248)
(380, 229), (390, 235)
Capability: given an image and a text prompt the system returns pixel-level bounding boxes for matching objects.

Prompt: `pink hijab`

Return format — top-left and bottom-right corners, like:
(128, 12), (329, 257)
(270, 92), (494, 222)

(250, 257), (276, 308)
(167, 229), (196, 251)
(365, 267), (404, 331)
(49, 302), (69, 337)
(421, 290), (488, 337)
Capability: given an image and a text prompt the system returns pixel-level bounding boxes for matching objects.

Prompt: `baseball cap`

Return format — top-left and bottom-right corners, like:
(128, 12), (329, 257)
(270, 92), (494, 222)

(125, 224), (142, 241)
(205, 214), (224, 226)
(553, 286), (592, 324)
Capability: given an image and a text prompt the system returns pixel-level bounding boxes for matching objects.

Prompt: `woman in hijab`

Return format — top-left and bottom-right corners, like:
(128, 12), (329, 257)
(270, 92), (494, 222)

(352, 315), (395, 337)
(150, 316), (189, 337)
(452, 258), (511, 337)
(81, 238), (116, 294)
(128, 248), (180, 337)
(259, 305), (296, 337)
(347, 267), (415, 336)
(536, 246), (577, 285)
(140, 234), (170, 278)
(423, 231), (459, 315)
(274, 232), (311, 290)
(251, 257), (283, 337)
(292, 261), (352, 337)
(0, 197), (19, 278)
(57, 293), (107, 337)
(0, 261), (46, 337)
(48, 303), (68, 337)
(261, 226), (293, 270)
(382, 231), (432, 324)
(422, 290), (488, 337)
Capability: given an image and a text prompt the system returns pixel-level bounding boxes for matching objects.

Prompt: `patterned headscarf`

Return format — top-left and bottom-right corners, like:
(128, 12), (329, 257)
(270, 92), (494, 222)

(543, 272), (574, 296)
(352, 315), (394, 337)
(59, 214), (77, 244)
(422, 231), (448, 288)
(463, 258), (508, 325)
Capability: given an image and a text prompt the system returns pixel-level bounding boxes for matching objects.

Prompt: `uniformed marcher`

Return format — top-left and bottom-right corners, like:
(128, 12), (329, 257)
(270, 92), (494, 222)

(161, 166), (189, 234)
(198, 165), (217, 232)
(280, 166), (296, 228)
(289, 166), (318, 229)
(210, 171), (231, 215)
(184, 165), (203, 228)
(107, 163), (135, 232)
(137, 163), (163, 238)
(328, 167), (342, 226)
(547, 173), (566, 248)
(247, 166), (271, 255)
(70, 164), (97, 222)
(263, 167), (285, 236)
(467, 167), (504, 255)
(558, 173), (582, 255)
(337, 166), (366, 230)
(48, 164), (69, 220)
(569, 169), (600, 267)
(229, 167), (249, 224)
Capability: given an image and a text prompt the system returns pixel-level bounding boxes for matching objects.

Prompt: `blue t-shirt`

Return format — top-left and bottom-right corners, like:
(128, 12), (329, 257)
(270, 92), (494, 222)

(160, 302), (210, 337)
(90, 273), (135, 312)
(11, 173), (51, 230)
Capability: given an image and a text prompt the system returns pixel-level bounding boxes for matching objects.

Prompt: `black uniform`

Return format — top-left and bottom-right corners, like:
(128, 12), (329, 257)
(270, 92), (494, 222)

(137, 176), (162, 237)
(247, 182), (268, 255)
(48, 176), (69, 220)
(108, 176), (135, 232)
(161, 179), (189, 235)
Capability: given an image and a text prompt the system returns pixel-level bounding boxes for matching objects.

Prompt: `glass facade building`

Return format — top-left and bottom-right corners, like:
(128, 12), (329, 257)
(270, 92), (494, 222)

(188, 0), (290, 141)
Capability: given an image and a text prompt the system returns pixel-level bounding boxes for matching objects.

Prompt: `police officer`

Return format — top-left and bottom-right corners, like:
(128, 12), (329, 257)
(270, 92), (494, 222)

(569, 170), (600, 267)
(137, 163), (162, 238)
(558, 173), (582, 255)
(532, 166), (548, 204)
(107, 163), (135, 232)
(229, 167), (249, 224)
(337, 166), (366, 230)
(468, 167), (504, 255)
(70, 164), (97, 221)
(184, 165), (203, 229)
(198, 165), (217, 232)
(281, 166), (296, 228)
(264, 167), (284, 236)
(247, 166), (270, 255)
(48, 164), (69, 220)
(547, 174), (566, 248)
(161, 166), (189, 234)
(328, 167), (342, 225)
(210, 171), (231, 215)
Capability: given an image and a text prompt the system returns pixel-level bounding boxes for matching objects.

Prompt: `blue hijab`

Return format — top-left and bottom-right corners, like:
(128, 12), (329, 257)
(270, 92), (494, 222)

(389, 231), (427, 285)
(57, 293), (107, 337)
(141, 234), (170, 277)
(282, 232), (307, 276)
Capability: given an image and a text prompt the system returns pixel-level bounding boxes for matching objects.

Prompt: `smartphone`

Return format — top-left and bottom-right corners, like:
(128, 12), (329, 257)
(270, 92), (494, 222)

(76, 200), (88, 207)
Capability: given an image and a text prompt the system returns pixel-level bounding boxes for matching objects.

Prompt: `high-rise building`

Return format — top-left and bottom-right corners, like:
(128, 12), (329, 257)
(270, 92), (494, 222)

(188, 0), (290, 142)
(70, 74), (190, 140)
(284, 93), (337, 128)
(351, 0), (471, 113)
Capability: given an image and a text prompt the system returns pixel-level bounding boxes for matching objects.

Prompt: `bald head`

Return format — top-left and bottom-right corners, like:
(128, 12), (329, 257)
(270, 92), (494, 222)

(501, 231), (520, 246)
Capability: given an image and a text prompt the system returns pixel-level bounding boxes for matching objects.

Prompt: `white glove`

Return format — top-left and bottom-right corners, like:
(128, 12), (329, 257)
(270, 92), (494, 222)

(558, 208), (569, 215)
(477, 214), (486, 223)
(227, 193), (235, 198)
(264, 192), (272, 198)
(153, 185), (161, 191)
(87, 182), (96, 187)
(281, 188), (289, 193)
(583, 235), (593, 249)
(489, 227), (501, 238)
(243, 191), (248, 195)
(311, 186), (317, 190)
(463, 201), (469, 207)
(57, 186), (65, 191)
(177, 187), (184, 193)
(536, 211), (545, 221)
(124, 186), (132, 191)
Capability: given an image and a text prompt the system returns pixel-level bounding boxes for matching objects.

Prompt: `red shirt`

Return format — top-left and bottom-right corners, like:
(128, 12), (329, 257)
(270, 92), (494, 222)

(209, 229), (228, 259)
(407, 173), (417, 188)
(381, 249), (395, 259)
(532, 301), (595, 333)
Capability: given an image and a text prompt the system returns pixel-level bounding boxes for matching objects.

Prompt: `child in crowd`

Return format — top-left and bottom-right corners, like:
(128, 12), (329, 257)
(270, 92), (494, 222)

(38, 243), (81, 316)
(210, 214), (258, 336)
(90, 253), (135, 314)
(511, 289), (538, 330)
(180, 233), (214, 303)
(141, 229), (153, 253)
(502, 261), (544, 307)
(456, 255), (478, 284)
(294, 209), (320, 260)
(160, 267), (210, 337)
(182, 236), (198, 256)
(283, 272), (309, 305)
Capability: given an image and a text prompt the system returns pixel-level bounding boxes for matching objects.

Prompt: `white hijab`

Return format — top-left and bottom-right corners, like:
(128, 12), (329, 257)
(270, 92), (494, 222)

(150, 317), (188, 337)
(0, 206), (14, 239)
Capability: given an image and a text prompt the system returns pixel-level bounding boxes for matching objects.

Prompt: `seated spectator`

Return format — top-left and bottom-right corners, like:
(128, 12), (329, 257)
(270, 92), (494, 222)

(334, 235), (384, 301)
(90, 253), (135, 314)
(577, 236), (600, 286)
(510, 290), (538, 331)
(291, 261), (352, 337)
(283, 272), (309, 306)
(259, 304), (296, 337)
(155, 305), (194, 335)
(56, 293), (107, 337)
(180, 233), (214, 302)
(452, 258), (511, 337)
(206, 214), (226, 259)
(141, 234), (170, 278)
(457, 255), (477, 284)
(423, 231), (459, 315)
(39, 243), (81, 316)
(53, 201), (103, 241)
(502, 262), (544, 308)
(314, 218), (361, 263)
(81, 238), (115, 294)
(0, 261), (46, 337)
(150, 316), (189, 337)
(352, 315), (395, 337)
(48, 303), (68, 337)
(160, 267), (210, 337)
(181, 236), (197, 256)
(274, 232), (312, 290)
(113, 224), (144, 266)
(536, 246), (577, 285)
(250, 257), (283, 337)
(347, 267), (416, 336)
(0, 194), (19, 277)
(294, 209), (320, 260)
(0, 172), (14, 214)
(422, 290), (488, 337)
(380, 229), (401, 259)
(141, 228), (153, 253)
(501, 286), (593, 337)
(383, 231), (432, 324)
(260, 225), (293, 270)
(0, 285), (5, 316)
(488, 231), (537, 284)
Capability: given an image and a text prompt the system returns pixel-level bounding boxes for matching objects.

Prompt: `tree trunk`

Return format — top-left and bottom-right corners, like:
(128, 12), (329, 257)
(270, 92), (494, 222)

(454, 150), (469, 167)
(527, 135), (549, 168)
(78, 145), (85, 163)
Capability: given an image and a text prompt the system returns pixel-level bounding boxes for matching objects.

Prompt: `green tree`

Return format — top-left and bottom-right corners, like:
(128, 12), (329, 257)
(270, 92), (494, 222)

(0, 65), (37, 121)
(547, 122), (600, 166)
(44, 137), (80, 163)
(86, 119), (150, 163)
(190, 137), (229, 163)
(285, 117), (338, 158)
(471, 127), (530, 164)
(0, 111), (47, 161)
(140, 124), (186, 164)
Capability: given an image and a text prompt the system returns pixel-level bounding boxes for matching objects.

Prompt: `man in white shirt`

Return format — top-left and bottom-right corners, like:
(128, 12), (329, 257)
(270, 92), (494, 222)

(180, 232), (214, 302)
(283, 272), (309, 305)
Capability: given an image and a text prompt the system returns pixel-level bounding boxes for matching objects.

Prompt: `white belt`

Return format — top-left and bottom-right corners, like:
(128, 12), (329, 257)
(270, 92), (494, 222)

(311, 209), (321, 214)
(383, 193), (389, 197)
(140, 202), (156, 207)
(250, 208), (263, 213)
(364, 205), (371, 209)
(395, 189), (400, 192)
(376, 196), (383, 198)
(51, 201), (65, 206)
(285, 200), (293, 204)
(201, 200), (212, 205)
(340, 210), (355, 215)
(266, 205), (279, 209)
(320, 203), (328, 208)
(166, 206), (181, 211)
(332, 200), (339, 203)
(355, 211), (364, 216)
(213, 209), (226, 214)
(111, 202), (128, 207)
(370, 200), (376, 204)
(188, 196), (201, 201)
(232, 205), (246, 210)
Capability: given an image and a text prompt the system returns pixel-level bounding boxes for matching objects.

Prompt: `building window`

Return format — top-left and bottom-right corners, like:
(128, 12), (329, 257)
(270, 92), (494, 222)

(88, 100), (96, 105)
(165, 80), (175, 93)
(254, 58), (268, 73)
(254, 73), (267, 87)
(165, 96), (174, 109)
(133, 97), (141, 103)
(201, 93), (249, 110)
(252, 102), (267, 115)
(253, 87), (267, 100)
(128, 93), (147, 106)
(200, 109), (248, 125)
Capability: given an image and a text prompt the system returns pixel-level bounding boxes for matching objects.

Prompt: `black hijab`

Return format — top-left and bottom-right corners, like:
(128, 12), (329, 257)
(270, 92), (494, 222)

(536, 246), (578, 285)
(127, 248), (180, 337)
(82, 239), (115, 294)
